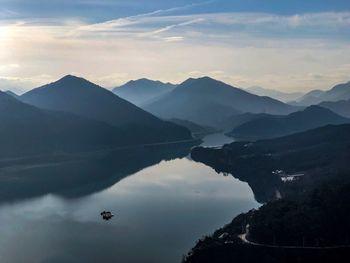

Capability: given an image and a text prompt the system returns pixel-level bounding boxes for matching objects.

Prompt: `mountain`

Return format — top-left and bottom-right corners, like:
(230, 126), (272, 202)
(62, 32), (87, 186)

(289, 89), (324, 106)
(112, 78), (176, 106)
(144, 77), (297, 127)
(187, 124), (350, 263)
(295, 81), (350, 106)
(0, 90), (130, 158)
(319, 99), (350, 118)
(219, 112), (272, 131)
(192, 123), (350, 202)
(229, 105), (350, 140)
(185, 179), (350, 263)
(246, 86), (304, 102)
(168, 118), (218, 137)
(4, 90), (19, 98)
(20, 75), (192, 144)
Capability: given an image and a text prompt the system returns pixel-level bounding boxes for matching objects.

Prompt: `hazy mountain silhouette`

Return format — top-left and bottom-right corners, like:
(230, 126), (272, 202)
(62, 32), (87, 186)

(229, 105), (349, 140)
(144, 77), (297, 127)
(21, 75), (191, 144)
(246, 86), (304, 102)
(294, 81), (350, 106)
(113, 78), (176, 106)
(319, 99), (350, 118)
(290, 89), (324, 105)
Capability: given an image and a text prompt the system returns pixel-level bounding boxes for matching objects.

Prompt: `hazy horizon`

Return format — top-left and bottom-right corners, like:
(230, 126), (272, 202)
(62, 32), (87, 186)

(1, 74), (350, 96)
(1, 0), (350, 94)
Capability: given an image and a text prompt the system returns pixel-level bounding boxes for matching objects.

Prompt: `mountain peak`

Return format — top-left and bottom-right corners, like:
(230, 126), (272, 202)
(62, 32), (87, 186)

(57, 74), (89, 84)
(113, 78), (176, 106)
(37, 75), (101, 93)
(187, 76), (216, 82)
(61, 74), (80, 80)
(198, 76), (215, 81)
(125, 78), (162, 86)
(180, 76), (223, 87)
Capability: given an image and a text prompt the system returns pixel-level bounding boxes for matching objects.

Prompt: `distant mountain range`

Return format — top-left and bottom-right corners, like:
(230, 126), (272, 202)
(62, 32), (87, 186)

(293, 81), (350, 106)
(246, 86), (304, 102)
(144, 77), (297, 127)
(112, 78), (176, 106)
(4, 74), (348, 159)
(0, 75), (193, 158)
(228, 105), (350, 140)
(20, 75), (191, 145)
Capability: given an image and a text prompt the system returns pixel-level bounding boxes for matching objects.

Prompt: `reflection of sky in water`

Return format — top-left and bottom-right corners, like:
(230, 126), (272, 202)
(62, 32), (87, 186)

(0, 134), (259, 263)
(198, 133), (235, 147)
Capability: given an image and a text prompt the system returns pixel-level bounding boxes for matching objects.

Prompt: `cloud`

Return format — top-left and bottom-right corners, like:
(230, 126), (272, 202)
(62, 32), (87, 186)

(163, 36), (184, 42)
(1, 10), (350, 92)
(145, 18), (205, 37)
(0, 74), (54, 93)
(75, 0), (215, 33)
(0, 63), (20, 71)
(61, 11), (350, 44)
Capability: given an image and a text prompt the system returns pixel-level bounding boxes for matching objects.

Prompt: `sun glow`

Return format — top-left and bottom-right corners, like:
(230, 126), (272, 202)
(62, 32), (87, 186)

(0, 25), (9, 40)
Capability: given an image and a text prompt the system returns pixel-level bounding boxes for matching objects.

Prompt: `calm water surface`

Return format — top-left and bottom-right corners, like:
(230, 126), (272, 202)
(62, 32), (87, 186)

(0, 134), (259, 263)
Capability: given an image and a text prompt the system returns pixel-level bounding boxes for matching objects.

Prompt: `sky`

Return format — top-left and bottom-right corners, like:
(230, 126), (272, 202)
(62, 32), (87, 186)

(0, 0), (350, 94)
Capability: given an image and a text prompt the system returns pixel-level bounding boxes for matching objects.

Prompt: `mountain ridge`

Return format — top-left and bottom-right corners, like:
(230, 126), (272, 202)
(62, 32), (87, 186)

(20, 75), (192, 144)
(144, 76), (298, 127)
(246, 86), (304, 102)
(294, 81), (350, 106)
(229, 105), (350, 140)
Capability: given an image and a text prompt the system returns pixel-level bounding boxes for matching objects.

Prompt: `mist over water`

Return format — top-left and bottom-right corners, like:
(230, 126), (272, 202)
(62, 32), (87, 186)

(0, 134), (259, 263)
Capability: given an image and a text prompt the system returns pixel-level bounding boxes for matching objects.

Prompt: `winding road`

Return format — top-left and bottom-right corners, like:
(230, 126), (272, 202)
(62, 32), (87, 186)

(238, 224), (350, 250)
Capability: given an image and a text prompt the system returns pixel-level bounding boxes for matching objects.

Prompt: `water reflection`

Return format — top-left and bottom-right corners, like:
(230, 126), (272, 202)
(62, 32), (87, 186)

(198, 133), (234, 147)
(0, 141), (196, 202)
(0, 134), (260, 263)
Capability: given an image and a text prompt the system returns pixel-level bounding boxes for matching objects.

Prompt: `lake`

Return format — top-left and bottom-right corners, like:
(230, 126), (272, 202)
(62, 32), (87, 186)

(0, 133), (260, 263)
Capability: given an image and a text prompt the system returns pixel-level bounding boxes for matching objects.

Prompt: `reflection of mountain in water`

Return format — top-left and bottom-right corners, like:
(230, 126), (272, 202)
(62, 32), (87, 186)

(191, 147), (279, 203)
(0, 142), (197, 203)
(191, 124), (350, 203)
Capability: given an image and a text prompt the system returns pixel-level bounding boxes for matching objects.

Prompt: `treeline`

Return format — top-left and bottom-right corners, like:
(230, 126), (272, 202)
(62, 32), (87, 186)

(183, 175), (350, 263)
(184, 124), (350, 262)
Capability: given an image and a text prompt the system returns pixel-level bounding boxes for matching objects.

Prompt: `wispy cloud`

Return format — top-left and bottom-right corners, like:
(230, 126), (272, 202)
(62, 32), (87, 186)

(62, 11), (350, 43)
(120, 0), (216, 19)
(76, 1), (215, 33)
(1, 9), (350, 92)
